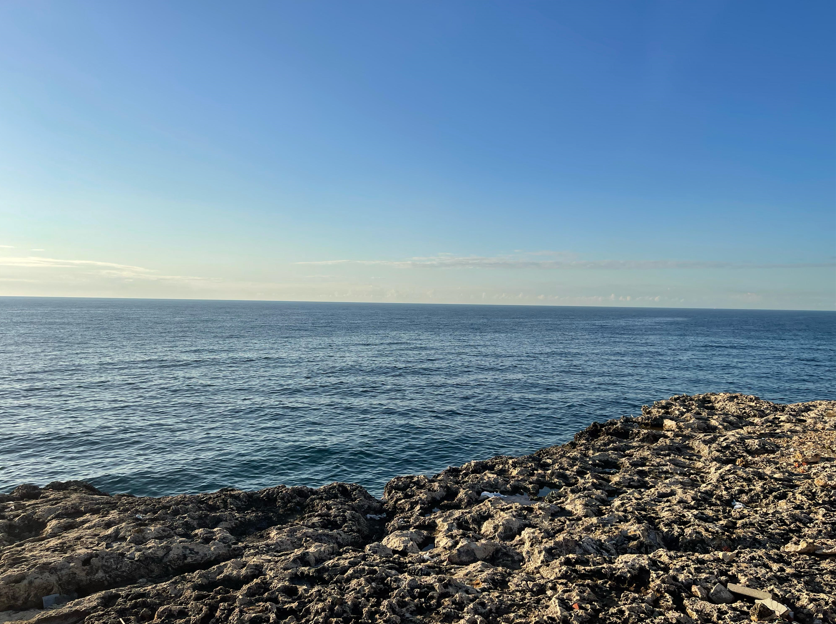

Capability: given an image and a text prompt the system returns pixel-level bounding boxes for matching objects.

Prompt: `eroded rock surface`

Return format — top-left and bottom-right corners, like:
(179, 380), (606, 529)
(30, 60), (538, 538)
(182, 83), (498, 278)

(1, 393), (834, 623)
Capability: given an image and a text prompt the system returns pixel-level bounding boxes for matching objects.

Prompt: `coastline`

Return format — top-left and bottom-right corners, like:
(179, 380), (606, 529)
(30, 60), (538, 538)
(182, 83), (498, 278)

(1, 393), (834, 623)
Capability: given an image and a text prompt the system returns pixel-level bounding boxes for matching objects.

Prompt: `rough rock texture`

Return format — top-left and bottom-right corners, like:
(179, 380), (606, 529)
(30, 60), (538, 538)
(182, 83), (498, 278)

(1, 393), (834, 624)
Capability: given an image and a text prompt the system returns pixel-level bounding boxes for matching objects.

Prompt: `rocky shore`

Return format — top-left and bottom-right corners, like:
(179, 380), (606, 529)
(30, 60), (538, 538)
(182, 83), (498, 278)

(1, 393), (834, 624)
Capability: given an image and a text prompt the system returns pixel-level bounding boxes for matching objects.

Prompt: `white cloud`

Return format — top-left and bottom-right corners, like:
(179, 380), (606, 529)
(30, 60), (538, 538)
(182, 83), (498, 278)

(0, 256), (151, 270)
(294, 252), (834, 271)
(295, 259), (353, 266)
(0, 256), (213, 283)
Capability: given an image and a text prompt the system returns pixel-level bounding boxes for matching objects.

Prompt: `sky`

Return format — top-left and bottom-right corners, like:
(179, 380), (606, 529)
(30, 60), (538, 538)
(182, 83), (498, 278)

(0, 1), (834, 310)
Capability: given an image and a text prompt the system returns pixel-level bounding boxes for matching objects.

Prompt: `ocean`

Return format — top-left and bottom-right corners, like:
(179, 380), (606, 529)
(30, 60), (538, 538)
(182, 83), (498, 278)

(0, 298), (833, 497)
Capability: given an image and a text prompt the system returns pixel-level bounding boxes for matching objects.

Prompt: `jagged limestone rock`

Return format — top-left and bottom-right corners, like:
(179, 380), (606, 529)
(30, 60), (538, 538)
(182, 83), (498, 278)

(1, 393), (834, 623)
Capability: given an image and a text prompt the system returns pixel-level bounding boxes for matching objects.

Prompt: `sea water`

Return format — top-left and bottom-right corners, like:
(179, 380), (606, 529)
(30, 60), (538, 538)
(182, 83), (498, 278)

(0, 298), (833, 497)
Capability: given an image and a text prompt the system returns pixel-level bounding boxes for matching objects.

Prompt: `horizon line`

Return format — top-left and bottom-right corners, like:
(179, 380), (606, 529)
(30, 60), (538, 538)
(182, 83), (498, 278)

(0, 294), (833, 314)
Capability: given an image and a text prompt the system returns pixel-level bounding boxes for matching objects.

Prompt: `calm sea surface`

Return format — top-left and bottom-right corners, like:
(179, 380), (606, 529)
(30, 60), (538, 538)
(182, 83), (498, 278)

(0, 298), (833, 497)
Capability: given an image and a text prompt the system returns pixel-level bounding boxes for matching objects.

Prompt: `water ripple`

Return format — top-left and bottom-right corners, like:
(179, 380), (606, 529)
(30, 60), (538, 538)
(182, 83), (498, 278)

(0, 299), (833, 497)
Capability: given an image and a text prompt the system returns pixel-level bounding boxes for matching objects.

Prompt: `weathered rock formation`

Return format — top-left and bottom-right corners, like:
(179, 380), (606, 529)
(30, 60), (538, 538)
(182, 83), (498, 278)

(1, 393), (834, 623)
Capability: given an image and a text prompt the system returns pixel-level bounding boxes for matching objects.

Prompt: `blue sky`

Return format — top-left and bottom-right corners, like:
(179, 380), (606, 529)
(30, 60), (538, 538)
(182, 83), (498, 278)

(0, 1), (833, 309)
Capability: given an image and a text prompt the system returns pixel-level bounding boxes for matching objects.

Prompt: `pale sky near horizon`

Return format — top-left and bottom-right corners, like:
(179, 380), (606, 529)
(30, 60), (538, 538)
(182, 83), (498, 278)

(0, 1), (834, 310)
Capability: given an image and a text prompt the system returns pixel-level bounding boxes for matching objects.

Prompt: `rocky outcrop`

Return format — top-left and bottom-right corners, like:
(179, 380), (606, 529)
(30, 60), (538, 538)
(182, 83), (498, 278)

(1, 393), (834, 623)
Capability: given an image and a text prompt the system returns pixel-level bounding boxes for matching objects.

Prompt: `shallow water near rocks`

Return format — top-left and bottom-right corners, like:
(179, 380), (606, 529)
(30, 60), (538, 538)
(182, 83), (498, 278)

(0, 298), (833, 497)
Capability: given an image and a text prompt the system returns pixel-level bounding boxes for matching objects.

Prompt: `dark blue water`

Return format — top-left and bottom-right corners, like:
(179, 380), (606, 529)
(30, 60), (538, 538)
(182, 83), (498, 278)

(0, 298), (833, 497)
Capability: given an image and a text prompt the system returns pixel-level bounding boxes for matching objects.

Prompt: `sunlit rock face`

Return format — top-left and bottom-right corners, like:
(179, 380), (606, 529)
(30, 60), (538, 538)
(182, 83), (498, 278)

(1, 393), (835, 624)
